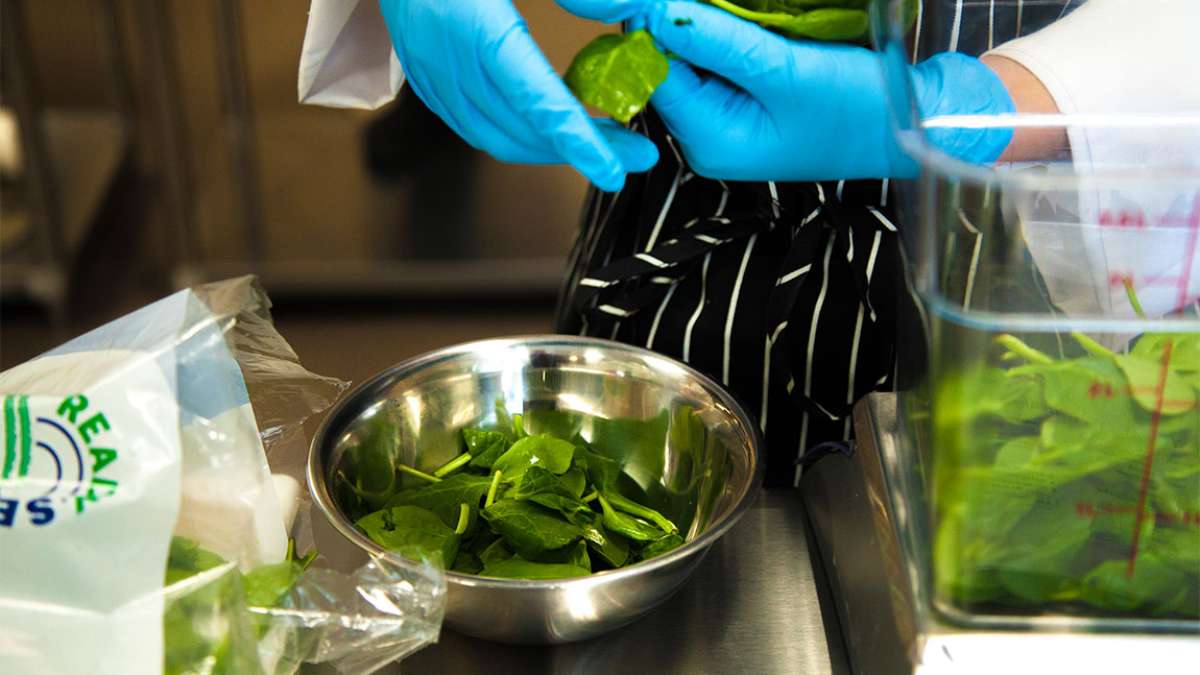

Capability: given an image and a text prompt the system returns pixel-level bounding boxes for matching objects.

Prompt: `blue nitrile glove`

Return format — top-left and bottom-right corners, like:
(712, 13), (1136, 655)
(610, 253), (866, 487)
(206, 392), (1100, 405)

(642, 1), (1015, 181)
(379, 0), (658, 191)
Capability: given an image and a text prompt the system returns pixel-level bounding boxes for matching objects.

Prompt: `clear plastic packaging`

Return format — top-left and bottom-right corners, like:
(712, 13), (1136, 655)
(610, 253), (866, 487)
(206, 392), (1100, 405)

(878, 0), (1200, 631)
(0, 276), (445, 674)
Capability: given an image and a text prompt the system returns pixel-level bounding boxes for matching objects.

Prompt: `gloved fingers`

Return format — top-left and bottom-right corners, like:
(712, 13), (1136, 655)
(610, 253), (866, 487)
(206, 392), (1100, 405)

(594, 119), (659, 173)
(649, 58), (738, 146)
(649, 57), (705, 121)
(644, 0), (791, 100)
(486, 23), (628, 191)
(556, 0), (655, 24)
(418, 69), (559, 164)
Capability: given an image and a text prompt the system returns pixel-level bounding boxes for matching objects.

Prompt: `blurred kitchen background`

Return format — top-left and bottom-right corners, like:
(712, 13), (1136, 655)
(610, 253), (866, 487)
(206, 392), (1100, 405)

(0, 0), (605, 380)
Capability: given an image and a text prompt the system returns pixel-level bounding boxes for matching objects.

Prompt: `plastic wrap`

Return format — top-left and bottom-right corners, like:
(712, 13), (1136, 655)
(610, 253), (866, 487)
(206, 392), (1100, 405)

(0, 276), (446, 675)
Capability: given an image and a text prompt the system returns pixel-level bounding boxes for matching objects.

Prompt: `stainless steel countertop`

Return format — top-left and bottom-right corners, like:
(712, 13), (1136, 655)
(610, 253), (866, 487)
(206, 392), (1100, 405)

(389, 490), (849, 675)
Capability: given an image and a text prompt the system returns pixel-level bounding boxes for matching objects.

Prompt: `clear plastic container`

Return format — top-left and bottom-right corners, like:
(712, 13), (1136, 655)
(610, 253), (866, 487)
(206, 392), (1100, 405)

(878, 0), (1200, 631)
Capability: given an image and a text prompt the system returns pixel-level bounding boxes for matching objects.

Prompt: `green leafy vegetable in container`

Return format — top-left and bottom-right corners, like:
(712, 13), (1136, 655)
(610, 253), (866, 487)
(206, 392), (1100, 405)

(340, 406), (690, 580)
(932, 323), (1200, 620)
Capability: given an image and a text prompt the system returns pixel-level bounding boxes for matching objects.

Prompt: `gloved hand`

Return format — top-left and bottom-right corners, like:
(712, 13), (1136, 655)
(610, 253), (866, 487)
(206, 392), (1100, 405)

(642, 1), (1015, 181)
(380, 0), (658, 191)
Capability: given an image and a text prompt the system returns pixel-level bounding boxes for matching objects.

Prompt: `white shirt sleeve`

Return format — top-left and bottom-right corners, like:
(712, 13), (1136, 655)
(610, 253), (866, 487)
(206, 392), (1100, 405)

(986, 0), (1200, 320)
(298, 0), (405, 110)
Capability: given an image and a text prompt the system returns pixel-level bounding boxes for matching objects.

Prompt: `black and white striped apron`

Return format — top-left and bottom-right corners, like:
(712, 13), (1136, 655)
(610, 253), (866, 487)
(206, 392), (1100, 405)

(555, 0), (1082, 487)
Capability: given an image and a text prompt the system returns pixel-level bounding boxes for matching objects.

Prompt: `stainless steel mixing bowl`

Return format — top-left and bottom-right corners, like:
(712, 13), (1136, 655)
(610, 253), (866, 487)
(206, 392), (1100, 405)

(308, 336), (763, 644)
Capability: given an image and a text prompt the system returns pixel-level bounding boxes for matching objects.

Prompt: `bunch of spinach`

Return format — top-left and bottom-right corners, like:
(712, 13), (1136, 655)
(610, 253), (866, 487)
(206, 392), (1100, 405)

(339, 404), (687, 580)
(932, 323), (1200, 619)
(564, 0), (914, 123)
(163, 536), (317, 674)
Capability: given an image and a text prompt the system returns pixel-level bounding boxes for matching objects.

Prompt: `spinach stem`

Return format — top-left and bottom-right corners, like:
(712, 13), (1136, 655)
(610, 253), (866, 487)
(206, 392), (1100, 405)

(604, 491), (678, 534)
(581, 490), (599, 503)
(1070, 331), (1115, 358)
(1122, 277), (1148, 318)
(433, 452), (473, 478)
(397, 463), (441, 484)
(995, 334), (1054, 365)
(454, 503), (470, 535)
(485, 470), (503, 508)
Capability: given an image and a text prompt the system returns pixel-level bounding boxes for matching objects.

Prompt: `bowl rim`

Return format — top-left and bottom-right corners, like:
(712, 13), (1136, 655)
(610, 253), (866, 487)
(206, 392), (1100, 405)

(308, 334), (765, 590)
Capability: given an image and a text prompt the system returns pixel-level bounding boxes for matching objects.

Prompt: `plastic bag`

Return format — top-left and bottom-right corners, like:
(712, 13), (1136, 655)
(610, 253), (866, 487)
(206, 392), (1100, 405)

(0, 276), (446, 675)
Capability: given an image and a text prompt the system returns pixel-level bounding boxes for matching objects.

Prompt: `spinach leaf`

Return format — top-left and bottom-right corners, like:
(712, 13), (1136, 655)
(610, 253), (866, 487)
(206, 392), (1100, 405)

(242, 560), (304, 609)
(597, 493), (665, 542)
(464, 428), (510, 470)
(479, 538), (515, 567)
(491, 434), (576, 483)
(1113, 353), (1197, 415)
(529, 493), (595, 521)
(1079, 555), (1187, 613)
(452, 550), (484, 575)
(384, 473), (492, 533)
(480, 557), (592, 580)
(560, 464), (588, 499)
(343, 403), (401, 510)
(578, 447), (623, 491)
(356, 505), (461, 567)
(1131, 333), (1200, 370)
(564, 31), (669, 124)
(569, 540), (592, 572)
(482, 500), (584, 559)
(165, 536), (227, 586)
(995, 485), (1095, 603)
(506, 465), (577, 502)
(640, 533), (685, 561)
(585, 522), (631, 568)
(707, 0), (868, 41)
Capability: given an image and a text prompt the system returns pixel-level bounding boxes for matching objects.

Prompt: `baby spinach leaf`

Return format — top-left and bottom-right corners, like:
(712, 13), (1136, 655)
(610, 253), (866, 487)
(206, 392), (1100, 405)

(242, 560), (303, 609)
(578, 447), (623, 491)
(993, 437), (1040, 469)
(1113, 353), (1197, 415)
(1079, 555), (1186, 613)
(165, 536), (227, 586)
(585, 522), (631, 568)
(597, 493), (665, 542)
(493, 399), (517, 441)
(995, 485), (1094, 603)
(560, 464), (588, 499)
(479, 538), (515, 567)
(506, 465), (577, 502)
(529, 493), (595, 521)
(707, 0), (869, 41)
(356, 505), (460, 568)
(569, 540), (592, 572)
(640, 533), (685, 561)
(482, 500), (584, 559)
(384, 473), (492, 533)
(564, 31), (669, 124)
(452, 550), (484, 575)
(1132, 333), (1200, 370)
(464, 428), (510, 470)
(491, 434), (576, 483)
(479, 557), (592, 580)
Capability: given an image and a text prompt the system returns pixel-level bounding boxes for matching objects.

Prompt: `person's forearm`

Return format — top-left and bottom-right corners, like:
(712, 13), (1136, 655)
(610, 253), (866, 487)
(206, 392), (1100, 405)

(980, 54), (1068, 163)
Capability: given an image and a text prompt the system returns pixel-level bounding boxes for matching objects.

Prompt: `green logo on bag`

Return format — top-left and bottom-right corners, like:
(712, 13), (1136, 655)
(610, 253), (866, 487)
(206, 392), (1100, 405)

(0, 394), (120, 527)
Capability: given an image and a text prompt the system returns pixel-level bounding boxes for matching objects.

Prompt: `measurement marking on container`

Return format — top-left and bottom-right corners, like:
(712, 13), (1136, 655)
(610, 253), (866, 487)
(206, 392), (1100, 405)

(1126, 340), (1175, 578)
(1177, 193), (1200, 311)
(1086, 379), (1197, 408)
(1076, 502), (1200, 527)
